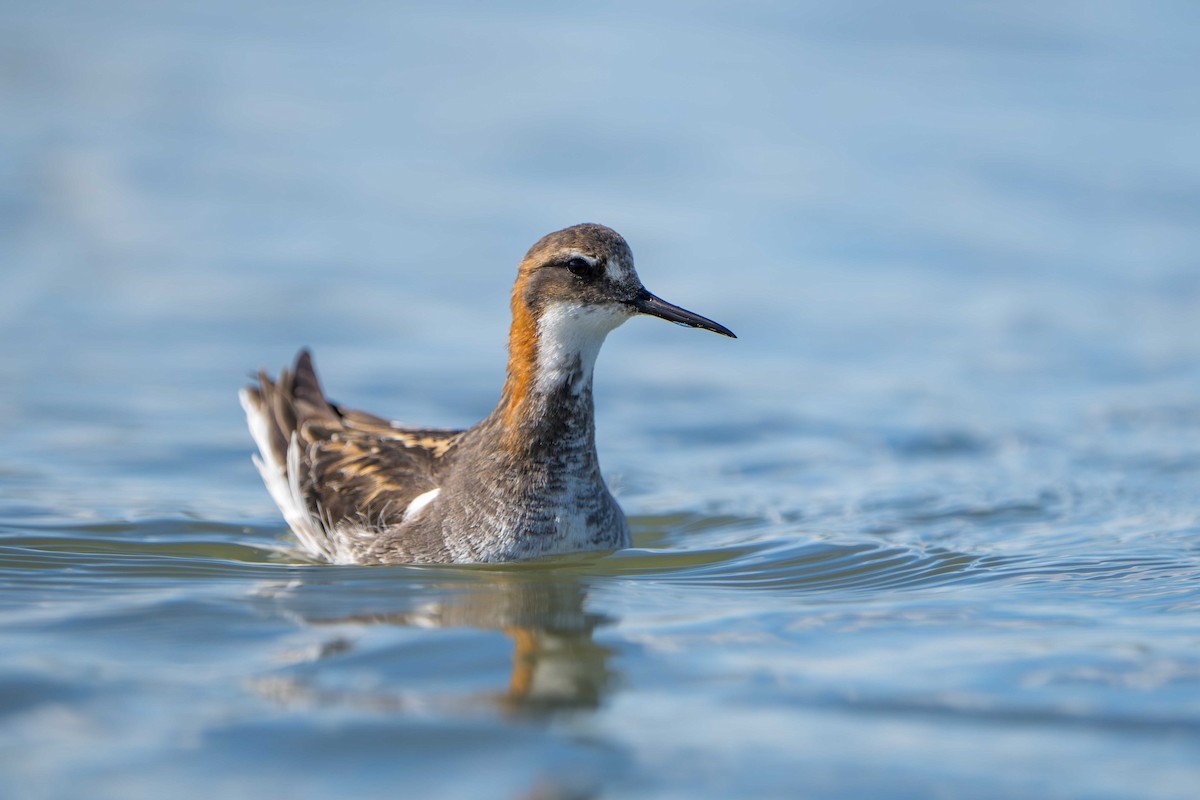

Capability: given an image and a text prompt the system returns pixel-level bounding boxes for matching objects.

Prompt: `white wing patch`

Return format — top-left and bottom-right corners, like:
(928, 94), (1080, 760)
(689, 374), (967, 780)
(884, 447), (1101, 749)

(402, 487), (441, 522)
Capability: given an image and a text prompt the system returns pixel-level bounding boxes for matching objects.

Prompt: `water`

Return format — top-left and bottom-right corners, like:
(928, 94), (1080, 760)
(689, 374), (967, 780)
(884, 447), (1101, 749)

(3, 1), (1199, 798)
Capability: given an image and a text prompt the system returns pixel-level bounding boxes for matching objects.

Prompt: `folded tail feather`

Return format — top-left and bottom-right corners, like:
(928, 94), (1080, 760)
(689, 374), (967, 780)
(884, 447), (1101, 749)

(239, 349), (337, 560)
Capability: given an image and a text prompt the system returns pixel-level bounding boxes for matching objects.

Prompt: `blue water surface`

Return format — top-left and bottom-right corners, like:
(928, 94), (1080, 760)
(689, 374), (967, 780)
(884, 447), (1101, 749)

(2, 2), (1199, 798)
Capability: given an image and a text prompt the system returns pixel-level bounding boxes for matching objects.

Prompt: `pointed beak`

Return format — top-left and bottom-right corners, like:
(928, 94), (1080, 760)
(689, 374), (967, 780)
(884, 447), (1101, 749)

(629, 289), (736, 338)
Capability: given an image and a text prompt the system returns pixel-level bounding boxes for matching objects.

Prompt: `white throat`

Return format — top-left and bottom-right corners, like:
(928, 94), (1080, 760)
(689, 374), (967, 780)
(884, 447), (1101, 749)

(534, 302), (628, 395)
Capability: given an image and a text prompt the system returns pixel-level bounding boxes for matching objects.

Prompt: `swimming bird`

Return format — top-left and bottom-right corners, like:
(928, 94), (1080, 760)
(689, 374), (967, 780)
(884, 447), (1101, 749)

(240, 223), (734, 564)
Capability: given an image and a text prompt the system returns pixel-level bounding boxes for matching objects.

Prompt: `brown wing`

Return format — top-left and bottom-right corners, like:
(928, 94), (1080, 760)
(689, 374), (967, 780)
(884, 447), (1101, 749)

(245, 349), (462, 534)
(299, 413), (461, 531)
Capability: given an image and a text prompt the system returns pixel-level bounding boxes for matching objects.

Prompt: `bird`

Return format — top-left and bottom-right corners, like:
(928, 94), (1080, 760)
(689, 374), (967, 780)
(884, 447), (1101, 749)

(240, 223), (735, 565)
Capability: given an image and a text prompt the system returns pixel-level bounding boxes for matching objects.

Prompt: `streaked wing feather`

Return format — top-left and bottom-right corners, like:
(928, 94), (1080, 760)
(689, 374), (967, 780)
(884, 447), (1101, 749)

(246, 349), (464, 546)
(298, 411), (462, 531)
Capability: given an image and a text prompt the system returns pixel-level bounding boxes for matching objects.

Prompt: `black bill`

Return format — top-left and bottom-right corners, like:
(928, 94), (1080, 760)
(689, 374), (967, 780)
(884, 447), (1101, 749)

(630, 289), (736, 338)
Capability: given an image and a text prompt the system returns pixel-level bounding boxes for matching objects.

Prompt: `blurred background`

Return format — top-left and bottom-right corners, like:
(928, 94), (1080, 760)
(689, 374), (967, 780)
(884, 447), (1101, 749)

(3, 0), (1196, 522)
(2, 2), (1198, 798)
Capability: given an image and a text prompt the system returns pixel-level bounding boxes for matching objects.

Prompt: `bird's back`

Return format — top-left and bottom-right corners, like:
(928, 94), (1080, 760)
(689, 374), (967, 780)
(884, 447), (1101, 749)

(240, 349), (462, 563)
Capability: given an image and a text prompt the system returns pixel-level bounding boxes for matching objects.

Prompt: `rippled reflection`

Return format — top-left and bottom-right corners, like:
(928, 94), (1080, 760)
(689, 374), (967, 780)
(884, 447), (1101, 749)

(253, 571), (617, 719)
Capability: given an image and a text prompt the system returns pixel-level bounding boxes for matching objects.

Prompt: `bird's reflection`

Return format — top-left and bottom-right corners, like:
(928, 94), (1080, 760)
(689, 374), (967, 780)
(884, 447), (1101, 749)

(255, 569), (617, 719)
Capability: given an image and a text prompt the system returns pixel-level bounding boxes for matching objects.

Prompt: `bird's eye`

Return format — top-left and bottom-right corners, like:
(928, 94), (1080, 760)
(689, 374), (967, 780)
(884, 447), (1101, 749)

(566, 256), (593, 278)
